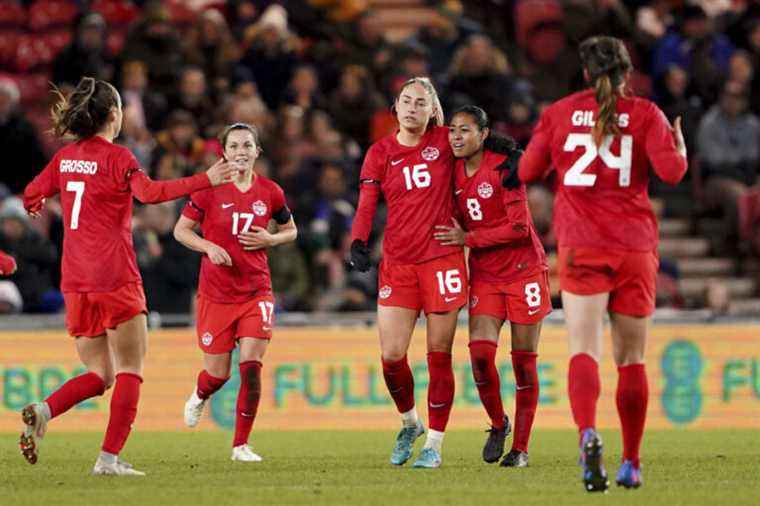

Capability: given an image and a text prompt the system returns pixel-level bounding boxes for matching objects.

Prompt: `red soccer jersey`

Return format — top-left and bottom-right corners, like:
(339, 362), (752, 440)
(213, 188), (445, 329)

(351, 126), (459, 265)
(182, 176), (287, 303)
(23, 136), (210, 292)
(454, 150), (547, 283)
(519, 89), (687, 251)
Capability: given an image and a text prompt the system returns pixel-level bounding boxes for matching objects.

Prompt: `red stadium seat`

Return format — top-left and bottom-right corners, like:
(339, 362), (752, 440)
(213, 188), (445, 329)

(28, 0), (79, 32)
(0, 30), (20, 66)
(14, 33), (56, 72)
(514, 0), (563, 48)
(0, 1), (26, 28)
(41, 29), (72, 55)
(165, 0), (198, 26)
(1, 71), (50, 105)
(91, 0), (139, 28)
(107, 29), (127, 55)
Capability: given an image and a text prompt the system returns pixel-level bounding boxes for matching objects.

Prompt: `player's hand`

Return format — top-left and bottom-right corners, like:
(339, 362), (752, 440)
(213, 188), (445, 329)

(672, 116), (687, 159)
(205, 242), (232, 266)
(497, 148), (523, 190)
(348, 239), (371, 272)
(433, 217), (466, 246)
(0, 252), (17, 276)
(206, 158), (234, 186)
(238, 226), (274, 250)
(24, 196), (45, 219)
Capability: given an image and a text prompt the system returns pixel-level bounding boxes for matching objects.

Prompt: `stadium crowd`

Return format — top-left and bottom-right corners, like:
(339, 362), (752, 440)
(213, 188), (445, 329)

(0, 0), (759, 315)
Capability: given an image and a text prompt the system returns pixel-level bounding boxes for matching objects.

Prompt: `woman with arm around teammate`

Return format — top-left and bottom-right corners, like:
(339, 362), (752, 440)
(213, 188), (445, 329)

(349, 77), (466, 469)
(19, 77), (232, 475)
(174, 123), (296, 462)
(434, 106), (550, 467)
(509, 36), (687, 492)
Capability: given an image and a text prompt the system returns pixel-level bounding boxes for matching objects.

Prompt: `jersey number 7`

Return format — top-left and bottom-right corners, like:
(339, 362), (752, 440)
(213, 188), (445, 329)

(563, 133), (632, 187)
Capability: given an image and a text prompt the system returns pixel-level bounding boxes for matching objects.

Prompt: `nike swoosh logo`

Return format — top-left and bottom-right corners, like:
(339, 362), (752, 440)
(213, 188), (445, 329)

(391, 159), (404, 166)
(444, 297), (458, 303)
(455, 189), (463, 195)
(516, 385), (532, 391)
(429, 402), (447, 409)
(528, 309), (540, 315)
(222, 203), (234, 209)
(389, 387), (403, 394)
(240, 412), (254, 417)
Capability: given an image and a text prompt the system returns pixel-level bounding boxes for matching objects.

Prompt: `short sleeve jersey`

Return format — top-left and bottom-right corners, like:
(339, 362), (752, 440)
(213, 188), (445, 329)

(182, 176), (287, 303)
(360, 126), (459, 265)
(454, 151), (547, 283)
(523, 90), (687, 251)
(28, 136), (144, 292)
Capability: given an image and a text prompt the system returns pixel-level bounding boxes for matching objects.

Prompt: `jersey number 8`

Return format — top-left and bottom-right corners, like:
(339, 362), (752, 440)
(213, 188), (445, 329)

(563, 133), (632, 187)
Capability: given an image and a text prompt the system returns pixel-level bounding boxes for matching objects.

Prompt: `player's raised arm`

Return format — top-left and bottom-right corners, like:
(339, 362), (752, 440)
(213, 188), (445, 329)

(645, 107), (688, 185)
(129, 158), (233, 204)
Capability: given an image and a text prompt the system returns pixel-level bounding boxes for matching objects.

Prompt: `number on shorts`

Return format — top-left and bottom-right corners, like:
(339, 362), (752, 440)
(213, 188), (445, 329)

(232, 212), (255, 235)
(65, 181), (85, 230)
(258, 301), (274, 324)
(524, 282), (541, 308)
(436, 269), (462, 295)
(563, 133), (633, 187)
(466, 198), (482, 221)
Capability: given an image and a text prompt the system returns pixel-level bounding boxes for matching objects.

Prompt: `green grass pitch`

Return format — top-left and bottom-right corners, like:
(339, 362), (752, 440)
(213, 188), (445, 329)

(2, 429), (758, 505)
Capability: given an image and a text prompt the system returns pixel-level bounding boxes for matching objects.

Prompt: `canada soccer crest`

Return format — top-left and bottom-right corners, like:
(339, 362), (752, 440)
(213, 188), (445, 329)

(252, 200), (267, 216)
(379, 285), (392, 299)
(201, 332), (213, 346)
(477, 182), (493, 199)
(470, 296), (479, 308)
(421, 146), (439, 161)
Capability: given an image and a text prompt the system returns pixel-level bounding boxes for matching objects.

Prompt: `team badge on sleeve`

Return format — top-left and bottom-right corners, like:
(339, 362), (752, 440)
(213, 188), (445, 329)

(477, 182), (494, 199)
(252, 200), (268, 216)
(421, 147), (440, 161)
(201, 332), (213, 346)
(379, 285), (392, 299)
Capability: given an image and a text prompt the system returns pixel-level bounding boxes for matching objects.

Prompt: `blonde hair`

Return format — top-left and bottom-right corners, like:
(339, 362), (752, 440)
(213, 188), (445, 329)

(397, 77), (444, 127)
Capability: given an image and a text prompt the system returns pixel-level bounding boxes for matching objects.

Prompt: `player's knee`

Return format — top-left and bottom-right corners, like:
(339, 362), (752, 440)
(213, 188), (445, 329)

(102, 372), (115, 391)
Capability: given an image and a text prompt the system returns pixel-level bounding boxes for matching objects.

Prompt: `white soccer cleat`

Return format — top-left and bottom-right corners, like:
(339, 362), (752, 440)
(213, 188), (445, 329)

(184, 390), (207, 428)
(92, 457), (146, 476)
(231, 445), (263, 462)
(19, 402), (49, 465)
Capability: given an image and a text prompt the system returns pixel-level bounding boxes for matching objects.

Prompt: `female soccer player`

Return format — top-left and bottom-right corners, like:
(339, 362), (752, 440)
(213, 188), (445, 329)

(434, 106), (550, 468)
(508, 36), (687, 491)
(20, 77), (233, 475)
(349, 77), (466, 469)
(175, 123), (296, 462)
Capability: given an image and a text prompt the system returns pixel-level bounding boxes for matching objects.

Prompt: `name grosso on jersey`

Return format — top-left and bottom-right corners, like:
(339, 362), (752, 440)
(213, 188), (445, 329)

(59, 159), (99, 175)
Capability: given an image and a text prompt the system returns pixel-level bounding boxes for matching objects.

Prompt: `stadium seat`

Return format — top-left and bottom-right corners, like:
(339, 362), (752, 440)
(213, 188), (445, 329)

(28, 0), (79, 32)
(0, 1), (26, 28)
(0, 30), (20, 66)
(13, 34), (56, 72)
(12, 72), (51, 105)
(514, 0), (563, 48)
(90, 0), (139, 28)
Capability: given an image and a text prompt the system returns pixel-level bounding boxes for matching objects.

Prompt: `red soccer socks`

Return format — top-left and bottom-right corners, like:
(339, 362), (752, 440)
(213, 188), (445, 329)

(511, 350), (539, 452)
(45, 371), (106, 419)
(616, 363), (648, 467)
(381, 355), (416, 414)
(427, 352), (455, 432)
(233, 360), (262, 447)
(568, 353), (600, 433)
(196, 369), (228, 400)
(101, 372), (142, 455)
(469, 340), (505, 429)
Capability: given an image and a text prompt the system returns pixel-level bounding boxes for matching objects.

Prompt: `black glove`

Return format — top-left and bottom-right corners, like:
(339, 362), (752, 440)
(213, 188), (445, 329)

(349, 239), (371, 272)
(497, 148), (523, 190)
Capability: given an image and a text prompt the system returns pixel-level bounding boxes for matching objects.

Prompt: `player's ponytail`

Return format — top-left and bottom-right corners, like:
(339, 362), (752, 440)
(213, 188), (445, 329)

(50, 77), (120, 139)
(397, 77), (444, 127)
(579, 36), (632, 147)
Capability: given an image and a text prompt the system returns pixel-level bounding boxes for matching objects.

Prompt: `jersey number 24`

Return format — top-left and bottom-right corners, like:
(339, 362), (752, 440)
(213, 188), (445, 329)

(563, 133), (632, 187)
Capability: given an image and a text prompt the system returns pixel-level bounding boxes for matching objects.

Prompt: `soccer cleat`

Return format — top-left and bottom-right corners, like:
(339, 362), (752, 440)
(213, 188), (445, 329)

(183, 390), (207, 428)
(92, 457), (146, 476)
(231, 444), (263, 462)
(411, 447), (441, 469)
(483, 415), (511, 463)
(500, 449), (529, 468)
(390, 420), (425, 465)
(580, 429), (609, 493)
(19, 403), (48, 465)
(616, 460), (642, 489)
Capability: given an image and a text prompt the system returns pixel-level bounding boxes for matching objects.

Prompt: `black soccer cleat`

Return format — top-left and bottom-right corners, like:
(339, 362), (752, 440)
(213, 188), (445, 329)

(500, 449), (529, 468)
(580, 429), (609, 493)
(482, 415), (511, 463)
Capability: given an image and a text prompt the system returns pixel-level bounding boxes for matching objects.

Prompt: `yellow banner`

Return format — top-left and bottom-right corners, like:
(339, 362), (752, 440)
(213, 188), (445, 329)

(0, 325), (758, 432)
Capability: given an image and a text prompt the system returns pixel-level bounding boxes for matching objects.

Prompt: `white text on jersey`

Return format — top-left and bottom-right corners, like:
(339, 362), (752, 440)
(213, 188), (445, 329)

(571, 111), (629, 128)
(59, 159), (98, 175)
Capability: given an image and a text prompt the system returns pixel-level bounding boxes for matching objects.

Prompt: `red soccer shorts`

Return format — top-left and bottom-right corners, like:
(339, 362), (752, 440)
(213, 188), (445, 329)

(469, 270), (552, 324)
(64, 282), (147, 338)
(196, 294), (275, 354)
(377, 252), (468, 314)
(558, 247), (659, 317)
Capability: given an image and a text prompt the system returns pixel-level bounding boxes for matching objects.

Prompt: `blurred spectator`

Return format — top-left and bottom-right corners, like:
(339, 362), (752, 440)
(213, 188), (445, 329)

(267, 241), (310, 311)
(237, 4), (299, 110)
(0, 198), (60, 313)
(283, 65), (326, 112)
(406, 10), (463, 80)
(52, 13), (115, 88)
(346, 11), (394, 84)
(653, 5), (734, 103)
(563, 0), (634, 42)
(328, 65), (384, 148)
(697, 81), (760, 246)
(151, 110), (209, 177)
(167, 66), (217, 136)
(184, 9), (240, 99)
(727, 49), (760, 114)
(134, 202), (199, 314)
(122, 2), (185, 97)
(657, 66), (702, 155)
(120, 59), (168, 132)
(0, 79), (46, 195)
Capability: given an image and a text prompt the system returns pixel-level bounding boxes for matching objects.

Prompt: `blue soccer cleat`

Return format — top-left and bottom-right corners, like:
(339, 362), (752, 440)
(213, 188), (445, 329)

(580, 428), (609, 493)
(390, 421), (424, 465)
(411, 447), (441, 469)
(616, 460), (642, 489)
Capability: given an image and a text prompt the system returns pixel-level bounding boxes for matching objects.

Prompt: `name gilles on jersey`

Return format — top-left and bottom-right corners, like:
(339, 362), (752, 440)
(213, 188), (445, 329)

(59, 159), (98, 175)
(571, 110), (630, 128)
